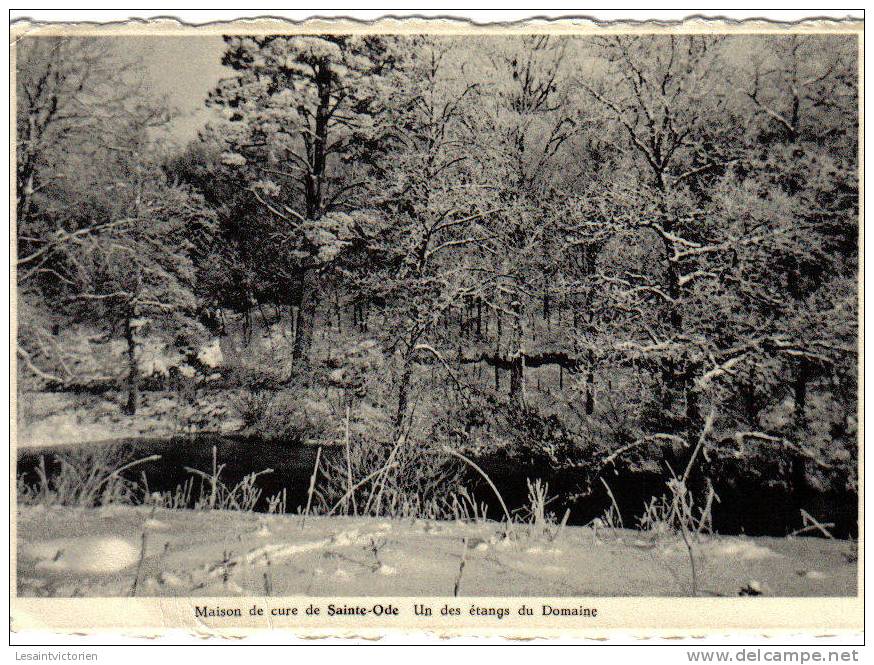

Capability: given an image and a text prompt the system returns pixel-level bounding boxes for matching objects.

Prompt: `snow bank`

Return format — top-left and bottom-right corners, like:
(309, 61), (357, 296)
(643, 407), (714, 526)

(24, 536), (141, 574)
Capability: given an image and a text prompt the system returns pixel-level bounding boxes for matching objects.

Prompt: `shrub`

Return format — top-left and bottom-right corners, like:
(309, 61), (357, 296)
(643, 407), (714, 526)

(17, 444), (158, 508)
(228, 388), (273, 431)
(316, 431), (466, 519)
(227, 381), (333, 443)
(256, 390), (332, 442)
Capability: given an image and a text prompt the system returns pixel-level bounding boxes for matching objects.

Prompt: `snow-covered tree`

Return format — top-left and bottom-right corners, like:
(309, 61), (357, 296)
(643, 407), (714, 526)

(208, 35), (403, 368)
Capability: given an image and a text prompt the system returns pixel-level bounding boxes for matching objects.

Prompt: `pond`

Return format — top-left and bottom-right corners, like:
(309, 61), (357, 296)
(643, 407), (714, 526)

(16, 435), (857, 538)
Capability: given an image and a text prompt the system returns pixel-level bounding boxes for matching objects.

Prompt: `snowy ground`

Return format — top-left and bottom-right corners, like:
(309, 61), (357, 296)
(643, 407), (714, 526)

(16, 505), (857, 598)
(16, 391), (243, 449)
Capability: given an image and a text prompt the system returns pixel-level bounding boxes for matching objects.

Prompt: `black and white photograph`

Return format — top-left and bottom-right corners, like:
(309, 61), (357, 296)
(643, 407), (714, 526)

(12, 16), (861, 613)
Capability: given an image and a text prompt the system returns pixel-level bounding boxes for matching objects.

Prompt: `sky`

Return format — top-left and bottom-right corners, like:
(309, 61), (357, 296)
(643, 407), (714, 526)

(111, 33), (833, 149)
(124, 36), (230, 145)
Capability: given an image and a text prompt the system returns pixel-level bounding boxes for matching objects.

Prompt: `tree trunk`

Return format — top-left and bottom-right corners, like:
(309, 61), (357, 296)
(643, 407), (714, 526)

(18, 168), (36, 226)
(292, 61), (331, 372)
(395, 355), (414, 433)
(793, 359), (809, 429)
(685, 384), (701, 449)
(744, 366), (758, 424)
(585, 349), (595, 415)
(509, 355), (525, 409)
(242, 306), (252, 347)
(292, 269), (319, 371)
(660, 256), (682, 413)
(494, 310), (502, 391)
(305, 63), (331, 220)
(123, 316), (138, 416)
(508, 300), (526, 409)
(789, 362), (810, 513)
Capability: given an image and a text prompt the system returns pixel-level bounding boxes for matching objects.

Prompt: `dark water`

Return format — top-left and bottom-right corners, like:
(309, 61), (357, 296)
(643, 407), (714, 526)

(17, 435), (324, 515)
(16, 435), (857, 538)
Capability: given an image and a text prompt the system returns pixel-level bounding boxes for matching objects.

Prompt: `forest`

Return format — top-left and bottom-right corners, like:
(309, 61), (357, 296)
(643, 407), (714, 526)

(15, 33), (859, 541)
